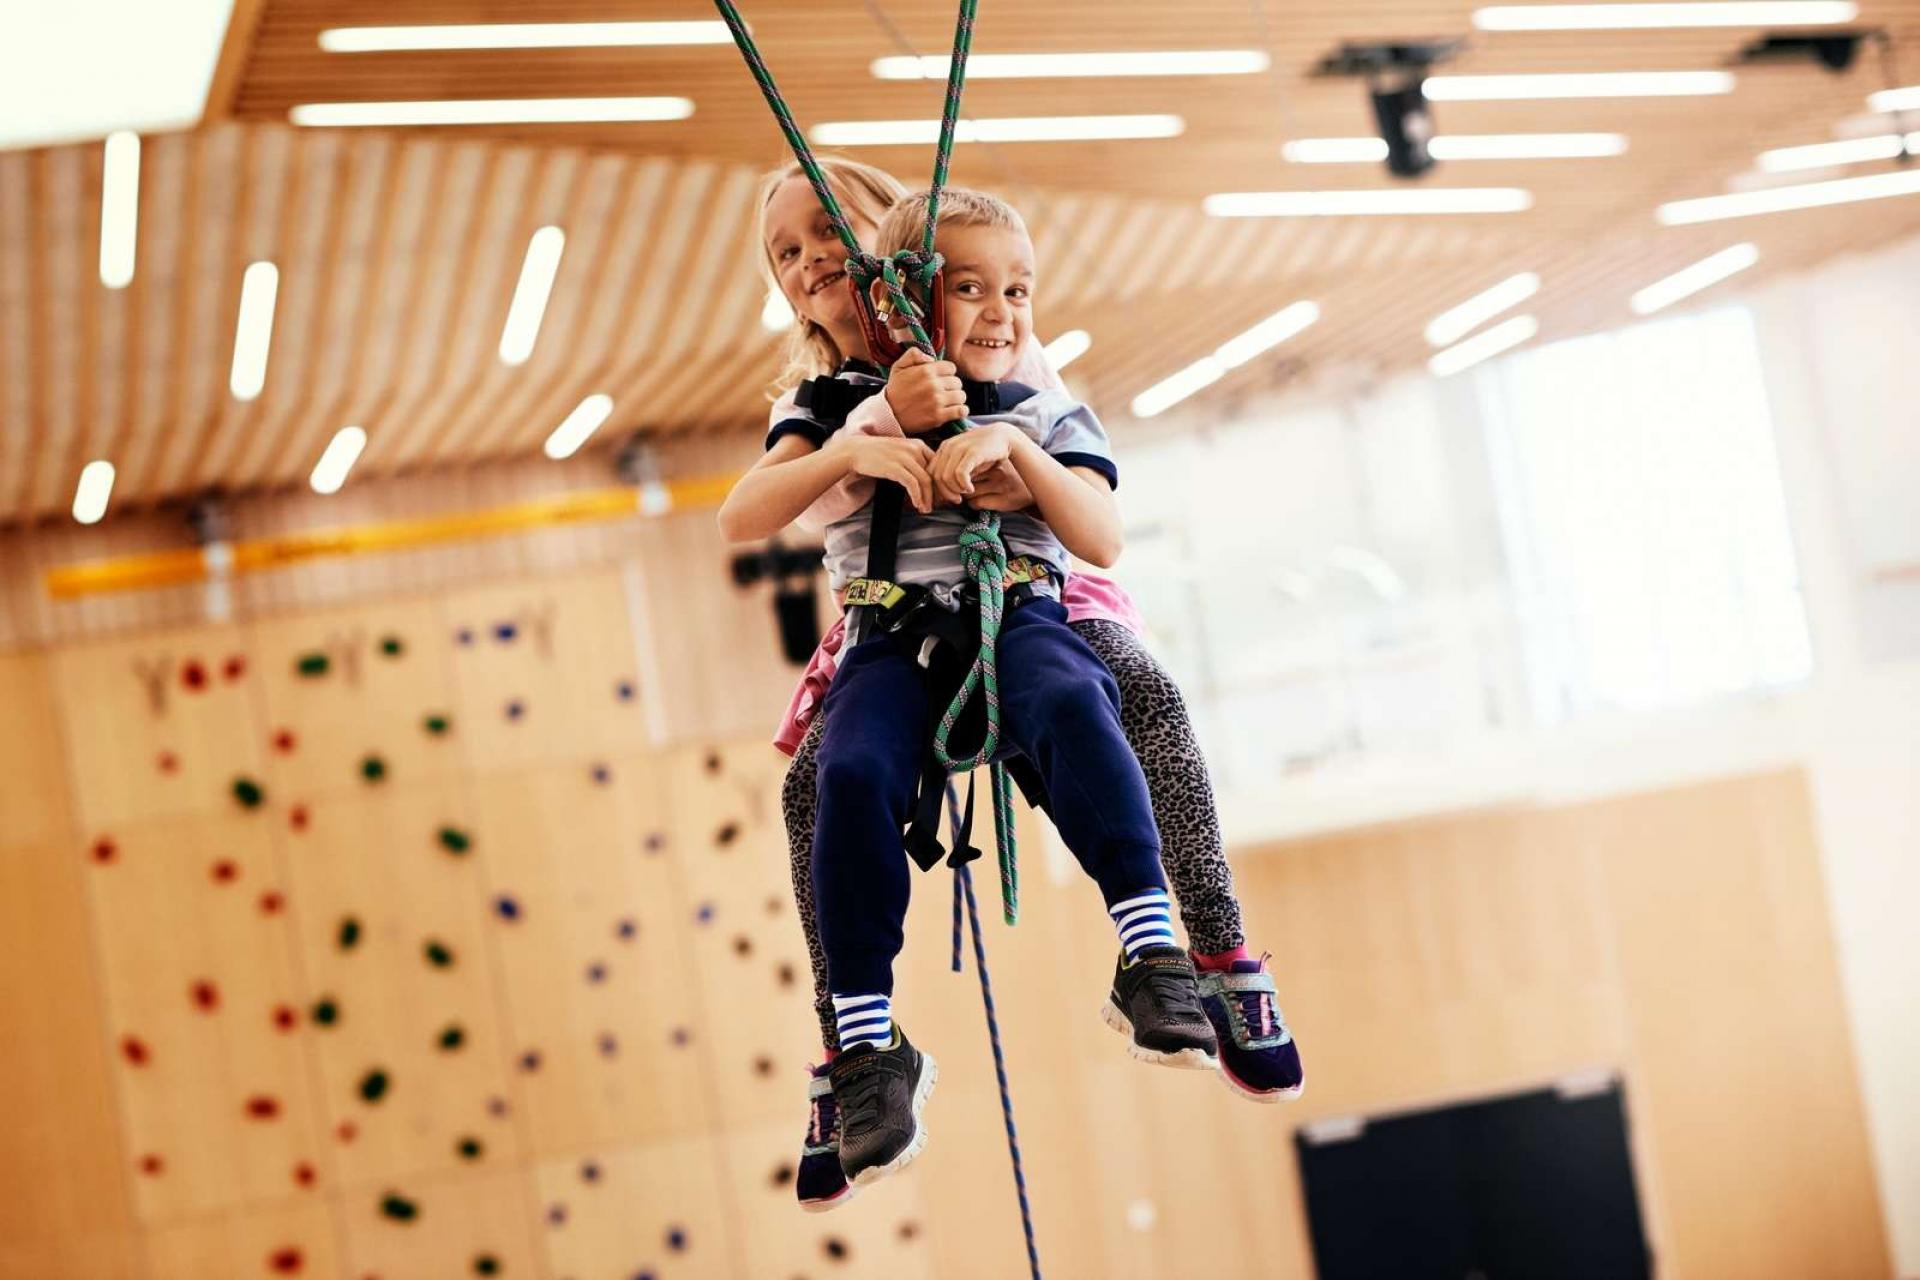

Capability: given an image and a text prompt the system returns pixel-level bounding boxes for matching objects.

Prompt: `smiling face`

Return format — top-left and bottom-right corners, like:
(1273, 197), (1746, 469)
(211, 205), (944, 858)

(936, 222), (1034, 382)
(762, 176), (877, 358)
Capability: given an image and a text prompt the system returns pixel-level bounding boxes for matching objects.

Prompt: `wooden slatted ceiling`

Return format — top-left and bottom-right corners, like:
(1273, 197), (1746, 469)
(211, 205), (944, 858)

(4, 1), (1920, 526)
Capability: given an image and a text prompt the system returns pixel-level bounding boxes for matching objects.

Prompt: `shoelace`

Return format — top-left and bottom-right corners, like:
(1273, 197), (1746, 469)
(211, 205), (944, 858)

(1141, 966), (1208, 1021)
(1235, 987), (1278, 1039)
(835, 1060), (899, 1134)
(807, 1090), (838, 1147)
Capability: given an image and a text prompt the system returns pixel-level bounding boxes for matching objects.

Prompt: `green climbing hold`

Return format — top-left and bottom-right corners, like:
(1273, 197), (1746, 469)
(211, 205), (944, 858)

(456, 1136), (482, 1160)
(360, 755), (387, 784)
(379, 1192), (417, 1222)
(380, 635), (405, 658)
(312, 998), (339, 1026)
(359, 1069), (390, 1103)
(438, 1024), (466, 1051)
(423, 713), (451, 737)
(438, 827), (471, 855)
(296, 652), (330, 678)
(338, 916), (362, 950)
(424, 940), (454, 968)
(232, 777), (265, 809)
(473, 1255), (500, 1276)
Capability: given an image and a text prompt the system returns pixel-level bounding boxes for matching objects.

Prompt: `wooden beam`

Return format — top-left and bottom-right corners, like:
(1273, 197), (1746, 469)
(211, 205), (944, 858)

(201, 0), (270, 124)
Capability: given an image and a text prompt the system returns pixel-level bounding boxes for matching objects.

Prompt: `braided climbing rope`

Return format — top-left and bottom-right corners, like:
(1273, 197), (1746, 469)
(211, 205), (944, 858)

(714, 0), (1019, 924)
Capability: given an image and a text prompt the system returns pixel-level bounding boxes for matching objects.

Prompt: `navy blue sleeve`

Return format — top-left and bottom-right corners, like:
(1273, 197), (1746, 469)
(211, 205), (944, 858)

(764, 417), (830, 451)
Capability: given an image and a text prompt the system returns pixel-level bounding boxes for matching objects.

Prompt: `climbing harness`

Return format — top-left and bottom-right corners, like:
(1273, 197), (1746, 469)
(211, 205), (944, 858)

(716, 2), (1041, 1272)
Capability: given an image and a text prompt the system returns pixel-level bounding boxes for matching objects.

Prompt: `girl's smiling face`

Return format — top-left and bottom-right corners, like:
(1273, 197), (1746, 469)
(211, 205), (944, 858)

(763, 176), (876, 352)
(936, 222), (1034, 383)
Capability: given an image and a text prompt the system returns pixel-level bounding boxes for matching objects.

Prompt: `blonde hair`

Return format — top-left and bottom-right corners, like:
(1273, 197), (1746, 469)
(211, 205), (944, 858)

(874, 186), (1028, 261)
(755, 157), (908, 392)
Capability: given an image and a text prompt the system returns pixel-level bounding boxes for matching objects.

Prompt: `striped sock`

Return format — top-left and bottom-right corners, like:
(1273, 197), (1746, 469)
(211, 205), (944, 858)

(831, 993), (893, 1052)
(1110, 889), (1176, 961)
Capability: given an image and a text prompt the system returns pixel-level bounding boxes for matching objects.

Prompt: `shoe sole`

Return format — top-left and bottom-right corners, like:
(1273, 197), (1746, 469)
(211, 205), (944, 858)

(848, 1050), (939, 1189)
(1100, 997), (1219, 1070)
(798, 1181), (858, 1213)
(1218, 1057), (1305, 1105)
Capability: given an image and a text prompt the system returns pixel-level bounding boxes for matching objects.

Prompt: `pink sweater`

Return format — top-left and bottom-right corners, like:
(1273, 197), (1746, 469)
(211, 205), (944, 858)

(768, 343), (1145, 754)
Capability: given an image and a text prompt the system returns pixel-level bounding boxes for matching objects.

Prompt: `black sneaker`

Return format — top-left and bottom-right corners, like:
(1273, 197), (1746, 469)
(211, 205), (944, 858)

(1101, 945), (1220, 1069)
(796, 1063), (855, 1212)
(828, 1025), (938, 1187)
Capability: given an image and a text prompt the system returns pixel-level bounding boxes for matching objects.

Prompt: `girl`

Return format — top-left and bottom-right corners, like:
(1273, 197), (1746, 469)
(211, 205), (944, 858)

(730, 158), (1302, 1209)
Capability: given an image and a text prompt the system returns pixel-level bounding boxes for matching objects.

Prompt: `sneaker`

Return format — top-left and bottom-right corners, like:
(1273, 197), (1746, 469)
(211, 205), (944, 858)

(796, 1063), (855, 1212)
(1196, 955), (1304, 1103)
(1100, 944), (1219, 1069)
(828, 1025), (938, 1187)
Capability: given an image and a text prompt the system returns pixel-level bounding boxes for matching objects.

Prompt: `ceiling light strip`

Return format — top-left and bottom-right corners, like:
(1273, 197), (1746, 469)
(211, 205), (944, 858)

(499, 226), (566, 366)
(870, 51), (1270, 79)
(229, 261), (280, 401)
(1657, 166), (1920, 223)
(73, 460), (116, 525)
(319, 22), (731, 52)
(545, 394), (615, 460)
(810, 115), (1183, 146)
(1474, 3), (1857, 30)
(1425, 272), (1542, 347)
(1757, 133), (1918, 171)
(1629, 243), (1760, 314)
(1428, 315), (1540, 377)
(311, 426), (368, 495)
(1205, 189), (1533, 216)
(99, 131), (140, 289)
(1132, 301), (1318, 417)
(1424, 71), (1734, 100)
(290, 98), (694, 127)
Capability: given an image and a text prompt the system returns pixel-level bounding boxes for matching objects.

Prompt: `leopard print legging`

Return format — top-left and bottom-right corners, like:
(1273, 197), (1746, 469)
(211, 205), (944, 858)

(781, 617), (1245, 1050)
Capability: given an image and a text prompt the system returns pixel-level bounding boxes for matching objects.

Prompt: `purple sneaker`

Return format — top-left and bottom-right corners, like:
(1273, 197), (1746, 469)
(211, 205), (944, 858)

(1195, 955), (1303, 1104)
(796, 1063), (855, 1212)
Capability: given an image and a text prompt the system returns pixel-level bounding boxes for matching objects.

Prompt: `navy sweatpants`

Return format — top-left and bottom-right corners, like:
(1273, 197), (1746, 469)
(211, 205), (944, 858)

(811, 598), (1168, 996)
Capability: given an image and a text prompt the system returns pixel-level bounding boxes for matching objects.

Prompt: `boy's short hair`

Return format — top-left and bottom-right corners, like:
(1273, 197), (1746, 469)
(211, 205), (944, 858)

(875, 186), (1028, 260)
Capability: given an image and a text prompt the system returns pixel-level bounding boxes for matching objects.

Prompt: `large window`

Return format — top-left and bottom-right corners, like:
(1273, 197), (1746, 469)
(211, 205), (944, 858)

(1477, 306), (1811, 724)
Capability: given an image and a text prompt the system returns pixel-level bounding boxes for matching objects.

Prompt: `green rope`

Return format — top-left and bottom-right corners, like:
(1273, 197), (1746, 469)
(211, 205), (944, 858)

(715, 0), (1017, 923)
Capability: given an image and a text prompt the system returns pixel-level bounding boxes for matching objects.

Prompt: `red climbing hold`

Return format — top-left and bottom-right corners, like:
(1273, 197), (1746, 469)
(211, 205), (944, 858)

(138, 1154), (164, 1176)
(211, 859), (239, 884)
(272, 1004), (298, 1031)
(121, 1035), (150, 1066)
(91, 838), (117, 865)
(245, 1095), (283, 1120)
(181, 660), (209, 691)
(260, 890), (286, 915)
(335, 1120), (358, 1144)
(267, 1245), (303, 1274)
(289, 806), (310, 833)
(272, 728), (297, 754)
(191, 980), (220, 1012)
(157, 750), (180, 775)
(293, 1161), (317, 1188)
(223, 654), (248, 682)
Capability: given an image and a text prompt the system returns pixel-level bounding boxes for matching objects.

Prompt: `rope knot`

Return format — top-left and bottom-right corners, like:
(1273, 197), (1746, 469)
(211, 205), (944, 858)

(957, 518), (1007, 579)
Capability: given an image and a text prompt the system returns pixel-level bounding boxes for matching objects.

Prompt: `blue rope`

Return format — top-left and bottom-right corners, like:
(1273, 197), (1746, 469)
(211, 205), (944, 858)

(947, 784), (1043, 1279)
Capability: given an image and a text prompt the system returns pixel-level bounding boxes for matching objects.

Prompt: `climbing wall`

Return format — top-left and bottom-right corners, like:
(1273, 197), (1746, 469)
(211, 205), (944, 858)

(41, 565), (945, 1280)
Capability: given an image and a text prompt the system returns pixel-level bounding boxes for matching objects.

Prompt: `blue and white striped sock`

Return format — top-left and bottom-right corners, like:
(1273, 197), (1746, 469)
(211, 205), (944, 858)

(832, 993), (894, 1052)
(1110, 889), (1176, 961)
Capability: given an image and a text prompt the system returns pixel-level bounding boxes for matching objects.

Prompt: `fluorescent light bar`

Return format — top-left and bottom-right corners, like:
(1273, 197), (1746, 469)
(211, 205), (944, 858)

(73, 460), (115, 525)
(319, 21), (729, 52)
(1042, 329), (1092, 371)
(1428, 315), (1540, 377)
(1434, 132), (1628, 159)
(1425, 272), (1541, 346)
(1284, 138), (1389, 163)
(810, 115), (1183, 146)
(761, 290), (796, 331)
(1205, 188), (1533, 216)
(1132, 358), (1224, 418)
(310, 426), (367, 495)
(290, 97), (694, 127)
(1215, 302), (1320, 369)
(1132, 299), (1318, 416)
(99, 131), (140, 289)
(229, 261), (279, 401)
(1629, 243), (1759, 314)
(545, 394), (615, 460)
(498, 226), (565, 366)
(871, 50), (1270, 79)
(1474, 3), (1856, 29)
(1658, 166), (1920, 223)
(1424, 71), (1734, 100)
(1757, 133), (1919, 171)
(1286, 134), (1626, 162)
(1869, 85), (1920, 113)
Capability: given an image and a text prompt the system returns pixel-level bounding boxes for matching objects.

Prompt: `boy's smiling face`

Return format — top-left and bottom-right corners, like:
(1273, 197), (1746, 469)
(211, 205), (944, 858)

(937, 222), (1034, 382)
